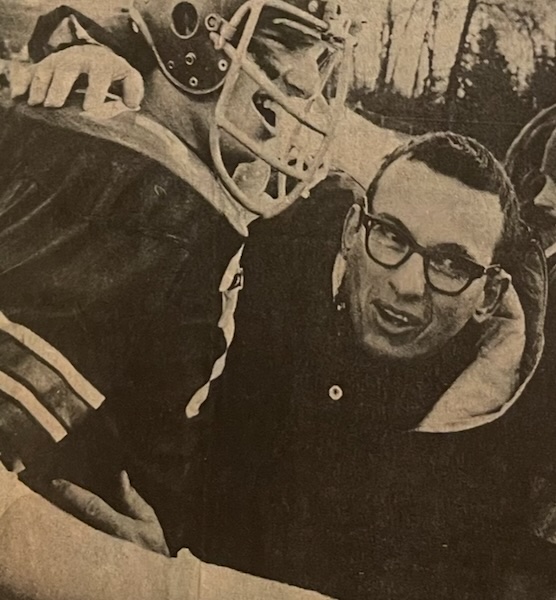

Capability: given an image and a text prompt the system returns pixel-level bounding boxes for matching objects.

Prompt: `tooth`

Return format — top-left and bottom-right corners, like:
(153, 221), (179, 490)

(384, 308), (408, 323)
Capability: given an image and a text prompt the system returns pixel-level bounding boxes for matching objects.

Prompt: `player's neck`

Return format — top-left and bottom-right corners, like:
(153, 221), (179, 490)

(142, 70), (213, 166)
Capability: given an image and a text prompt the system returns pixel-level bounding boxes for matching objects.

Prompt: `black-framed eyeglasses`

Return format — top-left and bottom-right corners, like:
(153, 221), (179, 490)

(360, 212), (500, 296)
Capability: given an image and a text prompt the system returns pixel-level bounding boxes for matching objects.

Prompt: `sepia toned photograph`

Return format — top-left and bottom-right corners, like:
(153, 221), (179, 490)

(0, 0), (555, 598)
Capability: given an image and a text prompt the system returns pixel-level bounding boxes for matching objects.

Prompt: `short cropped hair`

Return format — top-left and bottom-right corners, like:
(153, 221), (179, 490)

(365, 132), (527, 267)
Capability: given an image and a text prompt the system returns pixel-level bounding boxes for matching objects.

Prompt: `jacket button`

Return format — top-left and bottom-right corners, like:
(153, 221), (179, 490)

(328, 385), (343, 401)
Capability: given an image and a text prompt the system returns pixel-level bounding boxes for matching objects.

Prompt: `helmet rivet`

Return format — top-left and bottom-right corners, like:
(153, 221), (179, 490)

(167, 60), (175, 70)
(205, 14), (220, 31)
(131, 20), (140, 34)
(308, 0), (319, 13)
(185, 52), (196, 66)
(189, 76), (199, 87)
(218, 59), (229, 72)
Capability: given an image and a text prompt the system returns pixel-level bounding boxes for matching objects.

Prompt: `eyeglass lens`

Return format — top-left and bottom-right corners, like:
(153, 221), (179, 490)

(365, 218), (480, 294)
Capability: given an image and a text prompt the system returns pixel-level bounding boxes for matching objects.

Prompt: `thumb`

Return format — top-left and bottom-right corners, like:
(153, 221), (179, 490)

(119, 471), (158, 522)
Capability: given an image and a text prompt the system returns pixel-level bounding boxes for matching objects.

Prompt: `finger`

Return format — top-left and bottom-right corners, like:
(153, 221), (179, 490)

(121, 68), (144, 110)
(9, 62), (34, 99)
(51, 479), (131, 538)
(28, 60), (55, 106)
(119, 471), (158, 522)
(44, 65), (81, 108)
(82, 67), (113, 112)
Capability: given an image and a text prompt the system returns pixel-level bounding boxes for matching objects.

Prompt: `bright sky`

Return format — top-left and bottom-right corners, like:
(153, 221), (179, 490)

(4, 0), (553, 95)
(345, 0), (554, 94)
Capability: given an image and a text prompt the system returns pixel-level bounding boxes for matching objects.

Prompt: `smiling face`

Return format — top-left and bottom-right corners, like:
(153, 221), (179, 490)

(341, 158), (506, 360)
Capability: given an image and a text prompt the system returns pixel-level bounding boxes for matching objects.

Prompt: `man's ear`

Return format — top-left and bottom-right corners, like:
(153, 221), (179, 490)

(473, 270), (511, 323)
(341, 204), (363, 258)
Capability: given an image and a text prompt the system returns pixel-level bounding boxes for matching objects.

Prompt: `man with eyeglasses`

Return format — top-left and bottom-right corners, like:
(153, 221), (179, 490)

(1, 20), (547, 592)
(185, 131), (547, 599)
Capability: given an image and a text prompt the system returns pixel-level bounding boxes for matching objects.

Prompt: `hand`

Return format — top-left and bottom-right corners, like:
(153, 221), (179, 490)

(10, 45), (144, 112)
(51, 471), (169, 557)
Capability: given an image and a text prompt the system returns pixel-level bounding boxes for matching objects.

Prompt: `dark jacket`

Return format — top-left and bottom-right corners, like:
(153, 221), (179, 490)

(193, 182), (547, 599)
(0, 91), (245, 549)
(516, 251), (556, 561)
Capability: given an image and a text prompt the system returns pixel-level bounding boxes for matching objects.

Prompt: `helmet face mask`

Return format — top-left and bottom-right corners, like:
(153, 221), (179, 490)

(130, 0), (357, 216)
(506, 106), (556, 230)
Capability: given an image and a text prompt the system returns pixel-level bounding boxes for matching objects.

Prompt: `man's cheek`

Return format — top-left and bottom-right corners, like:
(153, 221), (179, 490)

(433, 299), (475, 340)
(359, 272), (382, 319)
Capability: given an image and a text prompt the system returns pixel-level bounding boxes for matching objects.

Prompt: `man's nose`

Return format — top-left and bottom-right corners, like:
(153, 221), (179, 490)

(388, 253), (427, 299)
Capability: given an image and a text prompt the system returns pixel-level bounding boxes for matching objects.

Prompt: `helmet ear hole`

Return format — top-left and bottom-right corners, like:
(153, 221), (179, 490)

(171, 2), (199, 39)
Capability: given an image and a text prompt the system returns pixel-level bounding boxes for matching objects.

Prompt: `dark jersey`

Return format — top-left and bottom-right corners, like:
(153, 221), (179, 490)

(0, 93), (245, 550)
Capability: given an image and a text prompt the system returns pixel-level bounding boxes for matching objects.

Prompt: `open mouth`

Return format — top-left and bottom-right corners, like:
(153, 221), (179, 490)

(253, 91), (277, 134)
(374, 301), (424, 334)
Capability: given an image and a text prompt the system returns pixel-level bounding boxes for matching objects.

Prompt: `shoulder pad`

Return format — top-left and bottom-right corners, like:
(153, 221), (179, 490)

(10, 98), (247, 233)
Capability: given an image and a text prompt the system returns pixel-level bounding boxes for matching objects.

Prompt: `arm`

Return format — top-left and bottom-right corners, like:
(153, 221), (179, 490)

(0, 492), (172, 600)
(0, 469), (332, 600)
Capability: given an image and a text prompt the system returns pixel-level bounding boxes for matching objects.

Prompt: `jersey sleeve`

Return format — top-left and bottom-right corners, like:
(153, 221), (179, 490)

(27, 5), (155, 75)
(172, 550), (334, 600)
(0, 465), (333, 600)
(0, 311), (105, 473)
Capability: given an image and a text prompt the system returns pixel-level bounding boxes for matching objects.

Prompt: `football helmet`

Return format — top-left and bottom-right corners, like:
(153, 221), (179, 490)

(129, 0), (358, 216)
(506, 105), (556, 210)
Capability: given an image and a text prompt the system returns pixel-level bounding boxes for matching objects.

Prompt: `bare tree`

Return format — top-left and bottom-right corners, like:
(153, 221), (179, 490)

(445, 0), (479, 121)
(410, 0), (441, 98)
(389, 0), (425, 89)
(422, 0), (440, 95)
(376, 0), (395, 92)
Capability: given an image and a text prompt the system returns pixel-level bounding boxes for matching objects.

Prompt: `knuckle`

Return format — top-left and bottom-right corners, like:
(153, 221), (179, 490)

(39, 53), (56, 67)
(52, 479), (69, 493)
(130, 69), (143, 86)
(143, 506), (158, 521)
(43, 54), (64, 70)
(82, 497), (101, 519)
(33, 69), (52, 85)
(128, 530), (142, 545)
